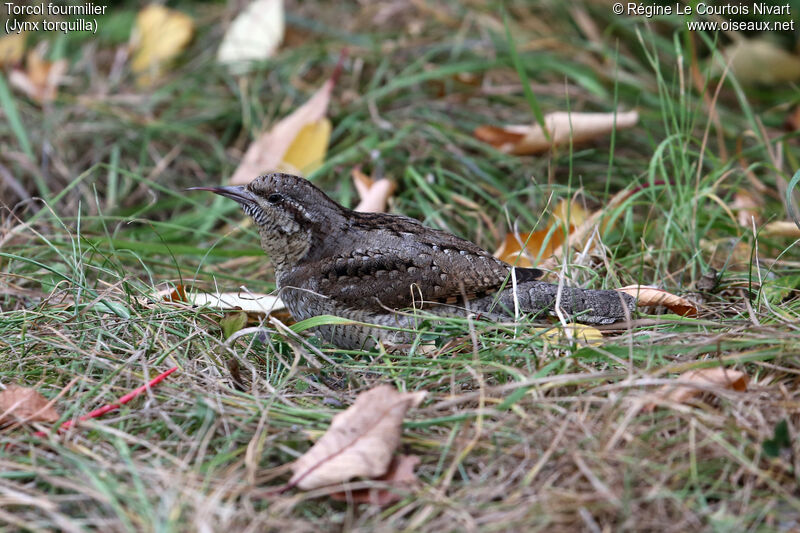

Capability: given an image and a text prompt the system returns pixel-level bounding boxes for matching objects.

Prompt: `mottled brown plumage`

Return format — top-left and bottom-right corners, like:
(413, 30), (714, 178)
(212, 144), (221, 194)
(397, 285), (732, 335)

(193, 173), (634, 349)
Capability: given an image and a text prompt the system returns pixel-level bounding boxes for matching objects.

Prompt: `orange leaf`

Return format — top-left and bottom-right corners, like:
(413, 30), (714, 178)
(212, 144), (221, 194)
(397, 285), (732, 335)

(0, 384), (60, 425)
(645, 367), (748, 411)
(9, 49), (67, 104)
(493, 229), (564, 267)
(493, 199), (582, 267)
(474, 111), (638, 155)
(289, 385), (426, 490)
(160, 284), (188, 303)
(616, 285), (698, 317)
(352, 168), (396, 213)
(329, 454), (421, 505)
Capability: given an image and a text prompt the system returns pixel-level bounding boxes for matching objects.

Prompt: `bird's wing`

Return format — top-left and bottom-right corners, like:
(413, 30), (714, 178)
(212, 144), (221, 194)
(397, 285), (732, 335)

(284, 226), (542, 311)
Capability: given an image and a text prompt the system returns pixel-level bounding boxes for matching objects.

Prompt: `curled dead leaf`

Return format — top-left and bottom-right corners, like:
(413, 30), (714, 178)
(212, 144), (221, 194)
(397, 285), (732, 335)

(352, 167), (396, 213)
(290, 385), (426, 490)
(9, 49), (67, 104)
(762, 221), (800, 238)
(644, 367), (749, 412)
(0, 384), (60, 425)
(329, 454), (421, 505)
(474, 111), (638, 155)
(616, 285), (698, 317)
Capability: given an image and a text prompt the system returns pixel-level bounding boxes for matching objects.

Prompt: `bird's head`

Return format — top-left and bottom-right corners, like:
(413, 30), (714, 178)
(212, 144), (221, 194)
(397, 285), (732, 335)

(191, 173), (346, 273)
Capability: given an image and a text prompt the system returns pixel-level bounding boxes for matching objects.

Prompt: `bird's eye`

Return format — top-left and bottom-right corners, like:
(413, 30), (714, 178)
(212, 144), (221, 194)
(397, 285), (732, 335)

(266, 193), (282, 204)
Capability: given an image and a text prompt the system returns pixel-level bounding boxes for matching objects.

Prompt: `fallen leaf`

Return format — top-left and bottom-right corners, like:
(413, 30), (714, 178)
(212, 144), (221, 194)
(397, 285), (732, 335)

(0, 32), (26, 67)
(281, 117), (332, 176)
(289, 385), (426, 490)
(616, 285), (698, 317)
(538, 323), (604, 345)
(474, 111), (638, 155)
(493, 198), (585, 267)
(217, 0), (284, 73)
(352, 167), (396, 213)
(762, 221), (800, 238)
(190, 290), (285, 313)
(9, 49), (67, 104)
(220, 310), (248, 339)
(130, 4), (194, 86)
(537, 187), (631, 271)
(722, 38), (800, 85)
(645, 367), (748, 411)
(732, 189), (762, 227)
(494, 229), (564, 267)
(230, 55), (344, 185)
(151, 285), (285, 316)
(329, 454), (421, 505)
(161, 284), (188, 303)
(0, 384), (60, 425)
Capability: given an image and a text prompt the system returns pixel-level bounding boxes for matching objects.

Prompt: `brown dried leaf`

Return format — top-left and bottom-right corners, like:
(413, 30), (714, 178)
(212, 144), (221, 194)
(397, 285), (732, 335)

(474, 111), (638, 155)
(9, 49), (67, 104)
(645, 367), (749, 411)
(230, 62), (341, 185)
(290, 385), (426, 490)
(616, 285), (698, 317)
(352, 168), (396, 213)
(0, 384), (60, 425)
(762, 221), (800, 238)
(329, 454), (421, 505)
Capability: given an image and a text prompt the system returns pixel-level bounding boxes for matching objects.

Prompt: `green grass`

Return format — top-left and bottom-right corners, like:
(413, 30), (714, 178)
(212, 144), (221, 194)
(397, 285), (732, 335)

(2, 1), (800, 531)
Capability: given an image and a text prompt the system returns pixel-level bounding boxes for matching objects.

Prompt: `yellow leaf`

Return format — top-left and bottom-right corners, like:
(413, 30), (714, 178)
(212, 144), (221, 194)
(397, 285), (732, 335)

(230, 56), (343, 185)
(281, 117), (331, 175)
(130, 4), (194, 86)
(539, 323), (604, 345)
(552, 198), (588, 228)
(723, 39), (800, 85)
(0, 32), (26, 67)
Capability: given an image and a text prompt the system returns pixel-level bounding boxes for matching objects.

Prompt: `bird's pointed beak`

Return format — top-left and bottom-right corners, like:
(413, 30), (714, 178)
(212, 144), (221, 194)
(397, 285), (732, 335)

(187, 185), (256, 205)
